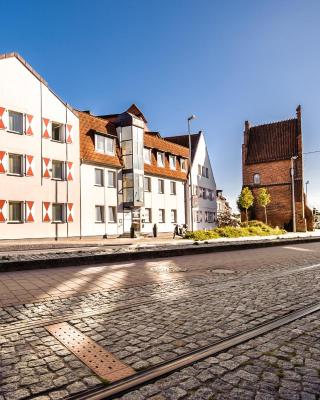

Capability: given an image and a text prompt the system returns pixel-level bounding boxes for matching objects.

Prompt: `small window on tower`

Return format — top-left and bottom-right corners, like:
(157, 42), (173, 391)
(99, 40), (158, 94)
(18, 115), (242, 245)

(253, 173), (261, 185)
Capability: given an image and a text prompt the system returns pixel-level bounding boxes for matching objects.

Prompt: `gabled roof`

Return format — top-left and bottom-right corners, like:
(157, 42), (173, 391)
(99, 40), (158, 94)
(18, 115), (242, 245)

(126, 104), (147, 123)
(0, 52), (77, 116)
(246, 118), (299, 164)
(165, 132), (201, 161)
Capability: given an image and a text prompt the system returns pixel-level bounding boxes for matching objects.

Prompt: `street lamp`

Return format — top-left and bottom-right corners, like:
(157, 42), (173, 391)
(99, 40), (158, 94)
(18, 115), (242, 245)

(291, 156), (298, 232)
(188, 115), (196, 232)
(305, 180), (310, 200)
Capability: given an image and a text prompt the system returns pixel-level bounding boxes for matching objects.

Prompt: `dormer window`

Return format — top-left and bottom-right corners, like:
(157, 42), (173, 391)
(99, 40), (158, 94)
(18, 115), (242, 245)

(95, 134), (114, 155)
(253, 173), (261, 185)
(143, 148), (151, 164)
(157, 152), (165, 167)
(169, 155), (176, 170)
(181, 159), (186, 171)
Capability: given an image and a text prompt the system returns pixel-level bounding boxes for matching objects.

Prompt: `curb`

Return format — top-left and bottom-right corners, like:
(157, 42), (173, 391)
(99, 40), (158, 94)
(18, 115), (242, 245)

(1, 236), (320, 272)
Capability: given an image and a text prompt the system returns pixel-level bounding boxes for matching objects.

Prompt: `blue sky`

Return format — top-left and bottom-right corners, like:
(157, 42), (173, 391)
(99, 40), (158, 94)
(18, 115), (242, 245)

(1, 0), (320, 209)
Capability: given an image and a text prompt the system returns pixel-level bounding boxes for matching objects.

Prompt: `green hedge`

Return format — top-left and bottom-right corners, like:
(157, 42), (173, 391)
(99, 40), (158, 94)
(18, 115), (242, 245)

(185, 220), (286, 241)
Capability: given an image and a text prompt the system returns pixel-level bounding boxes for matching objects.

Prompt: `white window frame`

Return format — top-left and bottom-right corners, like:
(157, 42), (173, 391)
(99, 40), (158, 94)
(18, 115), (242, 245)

(169, 155), (176, 170)
(95, 205), (105, 223)
(158, 208), (165, 223)
(8, 201), (24, 223)
(170, 181), (176, 195)
(8, 153), (23, 176)
(107, 170), (116, 188)
(144, 176), (151, 192)
(52, 203), (65, 223)
(144, 208), (152, 223)
(8, 110), (24, 135)
(94, 168), (104, 186)
(52, 160), (65, 181)
(143, 148), (151, 164)
(95, 134), (115, 155)
(157, 152), (165, 167)
(158, 179), (164, 194)
(51, 122), (65, 142)
(171, 209), (177, 223)
(108, 206), (117, 223)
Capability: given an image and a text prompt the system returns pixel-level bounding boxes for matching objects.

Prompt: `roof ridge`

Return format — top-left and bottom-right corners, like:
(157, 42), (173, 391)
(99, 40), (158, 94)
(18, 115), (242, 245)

(249, 118), (297, 130)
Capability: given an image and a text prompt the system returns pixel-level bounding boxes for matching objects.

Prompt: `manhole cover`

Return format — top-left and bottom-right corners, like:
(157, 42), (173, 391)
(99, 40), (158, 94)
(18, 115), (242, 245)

(150, 265), (188, 273)
(208, 269), (235, 274)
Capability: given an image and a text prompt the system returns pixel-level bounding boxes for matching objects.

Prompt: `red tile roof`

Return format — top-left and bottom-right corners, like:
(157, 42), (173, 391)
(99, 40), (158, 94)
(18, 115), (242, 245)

(246, 119), (299, 164)
(79, 111), (122, 168)
(144, 132), (189, 158)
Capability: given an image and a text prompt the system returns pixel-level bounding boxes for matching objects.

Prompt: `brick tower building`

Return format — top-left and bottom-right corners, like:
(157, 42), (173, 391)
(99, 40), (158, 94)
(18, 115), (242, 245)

(242, 106), (313, 232)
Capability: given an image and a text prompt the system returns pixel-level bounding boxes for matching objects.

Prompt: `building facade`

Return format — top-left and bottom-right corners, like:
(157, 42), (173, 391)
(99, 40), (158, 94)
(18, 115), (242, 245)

(79, 106), (189, 237)
(242, 106), (313, 231)
(216, 190), (232, 218)
(0, 52), (218, 240)
(0, 53), (80, 240)
(166, 132), (217, 230)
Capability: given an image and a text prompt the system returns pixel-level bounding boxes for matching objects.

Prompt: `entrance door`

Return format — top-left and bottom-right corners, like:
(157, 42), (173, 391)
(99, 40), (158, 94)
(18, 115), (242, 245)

(123, 210), (132, 233)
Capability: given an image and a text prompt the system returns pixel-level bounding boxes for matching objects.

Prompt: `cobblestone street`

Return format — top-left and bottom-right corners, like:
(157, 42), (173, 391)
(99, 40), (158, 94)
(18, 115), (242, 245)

(1, 242), (320, 399)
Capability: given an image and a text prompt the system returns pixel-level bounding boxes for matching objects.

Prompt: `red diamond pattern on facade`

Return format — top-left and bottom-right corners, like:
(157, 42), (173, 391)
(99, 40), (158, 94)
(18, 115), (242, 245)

(0, 107), (5, 130)
(26, 201), (34, 222)
(42, 118), (50, 138)
(0, 151), (6, 173)
(26, 114), (34, 135)
(26, 155), (34, 176)
(43, 202), (51, 222)
(0, 200), (6, 222)
(67, 203), (73, 222)
(43, 157), (51, 178)
(67, 162), (73, 181)
(66, 124), (72, 143)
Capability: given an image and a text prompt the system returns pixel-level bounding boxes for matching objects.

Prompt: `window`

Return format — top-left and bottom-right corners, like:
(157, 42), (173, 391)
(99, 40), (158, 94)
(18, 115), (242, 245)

(195, 210), (202, 223)
(8, 111), (23, 134)
(8, 154), (23, 175)
(202, 188), (207, 199)
(181, 159), (186, 171)
(108, 206), (116, 223)
(199, 187), (203, 198)
(169, 155), (176, 170)
(52, 203), (65, 223)
(170, 181), (176, 195)
(198, 164), (202, 175)
(158, 179), (164, 194)
(157, 152), (165, 167)
(158, 209), (165, 223)
(108, 171), (116, 187)
(206, 167), (209, 178)
(253, 173), (261, 185)
(193, 185), (198, 196)
(52, 123), (64, 142)
(144, 208), (152, 223)
(171, 209), (177, 223)
(207, 212), (214, 223)
(208, 190), (214, 201)
(95, 134), (114, 155)
(144, 176), (151, 192)
(95, 205), (104, 223)
(143, 148), (151, 164)
(95, 168), (104, 186)
(8, 201), (23, 222)
(52, 160), (64, 180)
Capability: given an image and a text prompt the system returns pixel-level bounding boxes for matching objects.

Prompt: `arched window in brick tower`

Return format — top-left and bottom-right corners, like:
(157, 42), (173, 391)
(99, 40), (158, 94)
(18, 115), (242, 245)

(253, 173), (261, 185)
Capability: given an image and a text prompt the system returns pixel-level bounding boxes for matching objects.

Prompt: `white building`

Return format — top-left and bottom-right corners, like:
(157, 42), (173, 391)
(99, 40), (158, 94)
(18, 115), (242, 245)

(166, 132), (217, 231)
(79, 106), (189, 237)
(0, 53), (80, 240)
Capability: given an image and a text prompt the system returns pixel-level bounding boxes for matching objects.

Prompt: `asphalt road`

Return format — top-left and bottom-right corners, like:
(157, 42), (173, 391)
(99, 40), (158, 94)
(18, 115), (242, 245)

(1, 242), (320, 399)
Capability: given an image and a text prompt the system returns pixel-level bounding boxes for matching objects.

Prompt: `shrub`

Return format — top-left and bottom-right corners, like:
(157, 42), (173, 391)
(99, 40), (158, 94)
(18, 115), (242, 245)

(185, 222), (286, 241)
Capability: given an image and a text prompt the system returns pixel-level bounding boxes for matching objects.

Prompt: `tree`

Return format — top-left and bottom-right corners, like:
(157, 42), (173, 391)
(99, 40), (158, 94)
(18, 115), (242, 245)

(257, 187), (271, 224)
(238, 187), (254, 223)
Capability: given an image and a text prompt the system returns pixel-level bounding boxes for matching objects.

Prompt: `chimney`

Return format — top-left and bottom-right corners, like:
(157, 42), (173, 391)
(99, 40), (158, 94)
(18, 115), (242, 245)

(296, 105), (302, 120)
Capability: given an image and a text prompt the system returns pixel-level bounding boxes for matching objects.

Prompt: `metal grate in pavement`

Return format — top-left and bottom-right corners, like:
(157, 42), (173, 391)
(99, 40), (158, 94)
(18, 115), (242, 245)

(46, 322), (135, 382)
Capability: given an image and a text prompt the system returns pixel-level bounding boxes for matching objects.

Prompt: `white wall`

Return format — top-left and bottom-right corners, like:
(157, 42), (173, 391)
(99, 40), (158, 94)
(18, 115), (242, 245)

(80, 163), (123, 237)
(0, 56), (80, 239)
(143, 175), (186, 234)
(190, 133), (217, 230)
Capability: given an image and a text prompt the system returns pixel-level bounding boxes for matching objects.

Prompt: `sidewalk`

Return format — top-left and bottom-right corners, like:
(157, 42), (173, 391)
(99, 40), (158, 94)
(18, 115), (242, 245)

(1, 230), (320, 272)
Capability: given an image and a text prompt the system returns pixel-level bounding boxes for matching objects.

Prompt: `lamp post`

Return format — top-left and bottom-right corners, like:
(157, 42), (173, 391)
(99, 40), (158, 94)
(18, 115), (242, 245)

(188, 115), (196, 232)
(305, 180), (310, 200)
(291, 156), (298, 232)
